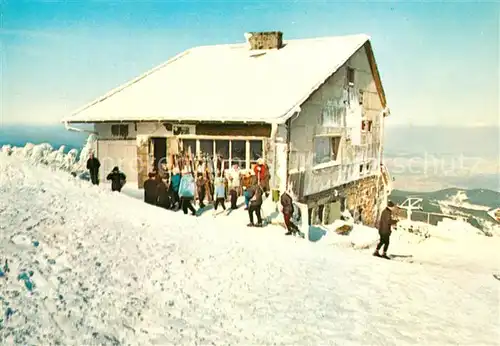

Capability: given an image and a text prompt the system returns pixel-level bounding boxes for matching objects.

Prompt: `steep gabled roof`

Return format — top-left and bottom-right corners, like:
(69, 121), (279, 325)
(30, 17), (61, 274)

(62, 33), (386, 124)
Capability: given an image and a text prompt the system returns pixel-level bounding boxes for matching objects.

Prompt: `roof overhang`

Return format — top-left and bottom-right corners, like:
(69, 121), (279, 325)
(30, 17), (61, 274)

(363, 41), (388, 114)
(62, 118), (275, 125)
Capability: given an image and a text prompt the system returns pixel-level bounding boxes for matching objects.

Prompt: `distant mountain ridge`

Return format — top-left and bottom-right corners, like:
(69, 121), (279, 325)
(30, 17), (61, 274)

(389, 187), (499, 234)
(390, 188), (499, 209)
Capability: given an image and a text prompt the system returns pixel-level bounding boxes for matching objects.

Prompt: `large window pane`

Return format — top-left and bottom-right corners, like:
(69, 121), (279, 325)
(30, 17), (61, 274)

(215, 140), (230, 171)
(314, 137), (332, 165)
(314, 136), (341, 165)
(181, 139), (196, 156)
(215, 140), (229, 159)
(249, 140), (263, 162)
(231, 140), (246, 168)
(199, 139), (214, 159)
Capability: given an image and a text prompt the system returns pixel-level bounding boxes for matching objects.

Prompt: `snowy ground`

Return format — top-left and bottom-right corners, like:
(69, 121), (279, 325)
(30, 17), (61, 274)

(1, 153), (499, 345)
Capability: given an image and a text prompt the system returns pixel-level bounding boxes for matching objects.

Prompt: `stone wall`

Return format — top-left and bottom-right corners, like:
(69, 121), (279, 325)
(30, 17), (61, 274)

(304, 174), (384, 228)
(343, 175), (383, 227)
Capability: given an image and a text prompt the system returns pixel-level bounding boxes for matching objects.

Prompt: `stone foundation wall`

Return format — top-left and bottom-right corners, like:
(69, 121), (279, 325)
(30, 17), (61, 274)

(304, 174), (384, 228)
(344, 175), (383, 227)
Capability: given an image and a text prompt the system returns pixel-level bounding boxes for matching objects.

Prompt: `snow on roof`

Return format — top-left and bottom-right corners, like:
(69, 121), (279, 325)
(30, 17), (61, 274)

(63, 34), (373, 124)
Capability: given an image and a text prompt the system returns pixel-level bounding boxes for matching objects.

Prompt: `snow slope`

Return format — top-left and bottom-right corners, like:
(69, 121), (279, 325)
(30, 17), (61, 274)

(1, 153), (499, 345)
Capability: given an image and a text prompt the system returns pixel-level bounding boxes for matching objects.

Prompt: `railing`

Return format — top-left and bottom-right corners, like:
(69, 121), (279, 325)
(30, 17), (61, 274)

(396, 209), (460, 226)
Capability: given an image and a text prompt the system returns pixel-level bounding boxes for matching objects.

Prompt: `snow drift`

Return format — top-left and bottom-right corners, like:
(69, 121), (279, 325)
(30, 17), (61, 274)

(1, 135), (96, 179)
(1, 152), (499, 345)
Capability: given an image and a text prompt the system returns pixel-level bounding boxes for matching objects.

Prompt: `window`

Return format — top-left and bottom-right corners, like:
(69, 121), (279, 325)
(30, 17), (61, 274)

(111, 124), (129, 137)
(347, 67), (355, 85)
(361, 120), (373, 132)
(214, 140), (229, 159)
(199, 139), (214, 159)
(179, 138), (264, 170)
(215, 140), (230, 170)
(314, 136), (341, 165)
(249, 140), (263, 162)
(181, 139), (196, 156)
(173, 126), (191, 135)
(317, 204), (325, 223)
(231, 140), (246, 168)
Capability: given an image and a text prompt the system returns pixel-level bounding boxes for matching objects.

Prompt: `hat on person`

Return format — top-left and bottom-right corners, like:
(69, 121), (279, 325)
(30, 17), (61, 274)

(257, 158), (264, 165)
(387, 201), (395, 208)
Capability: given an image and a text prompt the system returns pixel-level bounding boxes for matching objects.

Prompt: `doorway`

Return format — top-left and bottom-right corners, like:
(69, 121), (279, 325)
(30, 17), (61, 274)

(151, 137), (167, 170)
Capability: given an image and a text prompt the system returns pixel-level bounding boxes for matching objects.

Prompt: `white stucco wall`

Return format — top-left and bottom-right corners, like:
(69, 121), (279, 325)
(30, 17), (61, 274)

(94, 122), (178, 140)
(94, 123), (137, 140)
(288, 44), (385, 197)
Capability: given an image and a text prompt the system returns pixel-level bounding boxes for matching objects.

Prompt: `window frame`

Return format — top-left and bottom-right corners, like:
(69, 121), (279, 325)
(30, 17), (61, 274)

(111, 124), (129, 138)
(176, 136), (266, 170)
(347, 67), (355, 85)
(312, 135), (342, 169)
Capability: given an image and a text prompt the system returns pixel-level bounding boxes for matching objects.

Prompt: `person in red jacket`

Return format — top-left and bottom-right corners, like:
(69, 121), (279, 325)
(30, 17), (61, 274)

(253, 158), (270, 197)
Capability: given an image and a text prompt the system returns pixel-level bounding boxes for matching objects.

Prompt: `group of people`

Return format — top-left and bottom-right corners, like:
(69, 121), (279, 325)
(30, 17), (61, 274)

(141, 157), (277, 229)
(86, 152), (127, 192)
(86, 151), (397, 245)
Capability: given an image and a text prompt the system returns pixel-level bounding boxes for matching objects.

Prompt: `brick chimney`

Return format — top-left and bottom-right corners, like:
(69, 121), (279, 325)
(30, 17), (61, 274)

(244, 31), (283, 50)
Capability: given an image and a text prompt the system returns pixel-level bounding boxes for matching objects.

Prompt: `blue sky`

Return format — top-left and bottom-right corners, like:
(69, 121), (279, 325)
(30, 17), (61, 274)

(1, 0), (498, 127)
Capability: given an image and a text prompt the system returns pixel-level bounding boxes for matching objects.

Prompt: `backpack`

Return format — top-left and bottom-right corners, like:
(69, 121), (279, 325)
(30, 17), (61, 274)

(179, 175), (195, 198)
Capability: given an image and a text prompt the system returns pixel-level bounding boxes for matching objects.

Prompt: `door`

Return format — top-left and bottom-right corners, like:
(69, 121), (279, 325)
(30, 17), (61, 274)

(151, 137), (167, 171)
(98, 140), (138, 184)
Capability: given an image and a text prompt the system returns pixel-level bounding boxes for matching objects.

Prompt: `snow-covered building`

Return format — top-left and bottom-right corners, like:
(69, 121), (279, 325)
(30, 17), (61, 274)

(61, 32), (393, 227)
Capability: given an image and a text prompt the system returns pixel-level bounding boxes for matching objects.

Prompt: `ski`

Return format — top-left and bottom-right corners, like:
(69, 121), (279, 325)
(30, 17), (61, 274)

(373, 253), (414, 263)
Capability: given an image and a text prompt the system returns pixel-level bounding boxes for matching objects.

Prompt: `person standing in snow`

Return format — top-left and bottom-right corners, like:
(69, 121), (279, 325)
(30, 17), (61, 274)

(86, 152), (101, 185)
(156, 175), (171, 209)
(226, 164), (241, 209)
(280, 190), (300, 236)
(242, 171), (254, 210)
(373, 201), (399, 258)
(106, 166), (126, 192)
(169, 168), (181, 210)
(213, 174), (226, 212)
(253, 158), (270, 198)
(196, 172), (206, 209)
(144, 172), (158, 205)
(247, 180), (264, 227)
(179, 170), (197, 216)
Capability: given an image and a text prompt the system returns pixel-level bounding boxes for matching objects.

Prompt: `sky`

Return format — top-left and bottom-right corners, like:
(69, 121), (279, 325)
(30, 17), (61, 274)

(0, 0), (498, 127)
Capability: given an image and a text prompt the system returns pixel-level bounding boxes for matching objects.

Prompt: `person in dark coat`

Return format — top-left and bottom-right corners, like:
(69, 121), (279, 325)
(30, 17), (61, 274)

(280, 191), (300, 236)
(247, 181), (264, 227)
(373, 201), (399, 258)
(86, 152), (101, 185)
(144, 172), (158, 205)
(169, 169), (181, 209)
(156, 175), (170, 209)
(106, 166), (126, 192)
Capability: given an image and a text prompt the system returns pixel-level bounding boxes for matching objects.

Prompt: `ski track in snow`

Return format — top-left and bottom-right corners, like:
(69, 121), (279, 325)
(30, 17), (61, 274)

(0, 154), (499, 345)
